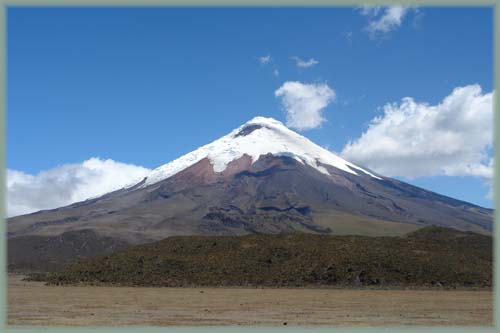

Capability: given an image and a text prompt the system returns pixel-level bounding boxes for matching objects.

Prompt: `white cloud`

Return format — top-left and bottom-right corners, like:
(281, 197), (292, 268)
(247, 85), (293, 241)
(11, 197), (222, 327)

(341, 85), (494, 181)
(345, 31), (353, 44)
(292, 56), (319, 69)
(259, 54), (280, 76)
(7, 158), (151, 217)
(360, 5), (412, 39)
(275, 81), (336, 131)
(259, 55), (272, 65)
(359, 5), (381, 17)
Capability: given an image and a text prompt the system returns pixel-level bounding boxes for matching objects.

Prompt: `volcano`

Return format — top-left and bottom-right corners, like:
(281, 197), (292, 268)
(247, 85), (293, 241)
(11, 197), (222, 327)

(8, 117), (493, 271)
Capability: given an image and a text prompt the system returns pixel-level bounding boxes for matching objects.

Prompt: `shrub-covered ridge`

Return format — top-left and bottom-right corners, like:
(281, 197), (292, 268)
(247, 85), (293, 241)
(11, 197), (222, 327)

(36, 226), (492, 288)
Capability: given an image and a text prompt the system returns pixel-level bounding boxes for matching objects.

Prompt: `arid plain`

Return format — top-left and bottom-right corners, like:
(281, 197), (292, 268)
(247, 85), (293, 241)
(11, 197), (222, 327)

(8, 274), (492, 327)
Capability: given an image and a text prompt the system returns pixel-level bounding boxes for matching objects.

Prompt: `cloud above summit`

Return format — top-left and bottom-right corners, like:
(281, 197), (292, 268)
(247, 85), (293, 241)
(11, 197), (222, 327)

(275, 81), (336, 131)
(341, 84), (493, 180)
(359, 5), (414, 39)
(7, 158), (151, 217)
(259, 55), (272, 65)
(291, 56), (319, 69)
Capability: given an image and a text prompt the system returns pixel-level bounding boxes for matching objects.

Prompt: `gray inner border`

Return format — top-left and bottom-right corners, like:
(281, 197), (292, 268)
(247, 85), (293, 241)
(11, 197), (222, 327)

(0, 0), (497, 332)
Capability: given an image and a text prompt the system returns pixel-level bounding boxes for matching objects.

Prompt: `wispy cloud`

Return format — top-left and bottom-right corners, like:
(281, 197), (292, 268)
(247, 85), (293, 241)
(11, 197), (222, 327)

(345, 31), (353, 44)
(259, 54), (279, 76)
(291, 56), (319, 69)
(359, 5), (414, 39)
(275, 81), (335, 131)
(259, 55), (272, 65)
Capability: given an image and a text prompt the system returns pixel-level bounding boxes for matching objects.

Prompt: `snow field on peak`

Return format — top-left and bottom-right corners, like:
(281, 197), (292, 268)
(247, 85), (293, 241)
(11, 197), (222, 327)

(142, 117), (381, 187)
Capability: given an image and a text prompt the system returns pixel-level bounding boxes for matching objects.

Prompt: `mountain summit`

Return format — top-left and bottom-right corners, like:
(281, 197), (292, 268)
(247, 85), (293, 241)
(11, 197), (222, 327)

(142, 116), (380, 187)
(8, 116), (493, 271)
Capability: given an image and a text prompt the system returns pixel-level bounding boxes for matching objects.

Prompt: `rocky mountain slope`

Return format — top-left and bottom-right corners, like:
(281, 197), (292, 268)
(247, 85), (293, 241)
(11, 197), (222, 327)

(8, 117), (493, 270)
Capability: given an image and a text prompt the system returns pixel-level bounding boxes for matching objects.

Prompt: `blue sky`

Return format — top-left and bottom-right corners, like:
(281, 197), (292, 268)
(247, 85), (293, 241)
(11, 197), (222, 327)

(7, 7), (494, 214)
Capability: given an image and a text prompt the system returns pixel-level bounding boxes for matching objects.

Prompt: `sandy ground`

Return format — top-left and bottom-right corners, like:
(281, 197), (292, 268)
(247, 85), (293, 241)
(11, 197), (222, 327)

(7, 274), (493, 327)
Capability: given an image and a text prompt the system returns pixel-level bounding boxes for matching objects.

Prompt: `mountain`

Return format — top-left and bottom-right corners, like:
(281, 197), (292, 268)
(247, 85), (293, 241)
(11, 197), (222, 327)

(8, 117), (493, 271)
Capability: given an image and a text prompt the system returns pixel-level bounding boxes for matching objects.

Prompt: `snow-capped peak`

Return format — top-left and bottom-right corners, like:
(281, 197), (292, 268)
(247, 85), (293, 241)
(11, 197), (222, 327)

(141, 116), (381, 187)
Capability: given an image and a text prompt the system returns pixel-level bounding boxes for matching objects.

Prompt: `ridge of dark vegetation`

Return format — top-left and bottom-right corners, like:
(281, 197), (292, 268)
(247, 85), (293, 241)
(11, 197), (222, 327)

(30, 226), (492, 288)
